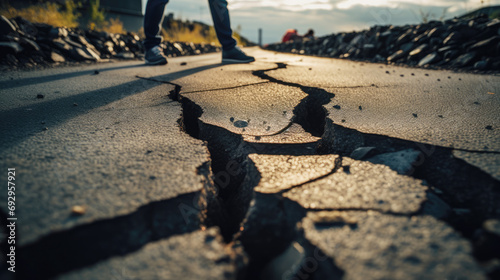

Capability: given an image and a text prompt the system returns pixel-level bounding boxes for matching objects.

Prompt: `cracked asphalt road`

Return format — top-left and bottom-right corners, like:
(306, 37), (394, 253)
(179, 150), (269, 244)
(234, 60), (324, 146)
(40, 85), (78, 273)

(0, 48), (499, 280)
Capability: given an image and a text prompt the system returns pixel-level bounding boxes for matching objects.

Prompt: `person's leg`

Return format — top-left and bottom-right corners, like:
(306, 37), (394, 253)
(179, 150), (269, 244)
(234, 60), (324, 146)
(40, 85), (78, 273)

(208, 0), (254, 63)
(143, 0), (169, 50)
(143, 0), (169, 64)
(207, 0), (236, 51)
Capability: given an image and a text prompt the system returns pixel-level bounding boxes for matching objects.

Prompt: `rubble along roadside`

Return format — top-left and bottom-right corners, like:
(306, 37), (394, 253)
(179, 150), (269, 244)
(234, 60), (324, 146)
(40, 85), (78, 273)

(0, 15), (221, 71)
(266, 14), (500, 74)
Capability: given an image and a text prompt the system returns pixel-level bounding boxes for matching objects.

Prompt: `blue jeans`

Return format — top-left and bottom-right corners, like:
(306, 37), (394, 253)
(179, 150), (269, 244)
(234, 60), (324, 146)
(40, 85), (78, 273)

(143, 0), (237, 51)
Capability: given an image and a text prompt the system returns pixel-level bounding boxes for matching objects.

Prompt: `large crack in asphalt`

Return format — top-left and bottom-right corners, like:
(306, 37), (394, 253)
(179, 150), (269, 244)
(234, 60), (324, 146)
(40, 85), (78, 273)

(25, 64), (498, 279)
(165, 74), (343, 279)
(152, 62), (500, 279)
(138, 63), (500, 279)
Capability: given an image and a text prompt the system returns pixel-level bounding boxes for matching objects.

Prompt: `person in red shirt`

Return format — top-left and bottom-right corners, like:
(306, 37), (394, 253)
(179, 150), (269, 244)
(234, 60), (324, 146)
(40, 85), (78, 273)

(282, 29), (301, 43)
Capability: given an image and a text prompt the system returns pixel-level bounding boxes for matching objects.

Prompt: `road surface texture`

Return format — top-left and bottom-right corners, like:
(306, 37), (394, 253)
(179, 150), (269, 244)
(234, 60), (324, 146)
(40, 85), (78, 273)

(0, 48), (499, 280)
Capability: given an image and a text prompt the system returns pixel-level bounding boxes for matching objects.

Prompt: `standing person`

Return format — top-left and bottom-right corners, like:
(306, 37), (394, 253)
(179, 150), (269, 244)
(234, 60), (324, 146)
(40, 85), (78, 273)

(143, 0), (255, 65)
(281, 29), (301, 43)
(304, 29), (315, 39)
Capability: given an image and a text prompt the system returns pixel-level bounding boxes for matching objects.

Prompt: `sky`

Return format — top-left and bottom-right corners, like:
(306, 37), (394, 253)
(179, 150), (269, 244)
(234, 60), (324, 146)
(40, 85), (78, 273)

(141, 0), (500, 44)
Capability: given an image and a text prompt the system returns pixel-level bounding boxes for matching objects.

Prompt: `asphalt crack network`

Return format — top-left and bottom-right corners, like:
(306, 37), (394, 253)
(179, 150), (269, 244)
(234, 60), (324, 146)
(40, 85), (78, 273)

(138, 64), (499, 279)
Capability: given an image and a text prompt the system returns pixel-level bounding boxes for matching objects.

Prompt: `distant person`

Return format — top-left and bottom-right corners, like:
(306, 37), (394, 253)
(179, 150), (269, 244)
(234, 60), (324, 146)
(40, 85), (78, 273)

(304, 29), (315, 39)
(143, 0), (255, 65)
(281, 29), (301, 43)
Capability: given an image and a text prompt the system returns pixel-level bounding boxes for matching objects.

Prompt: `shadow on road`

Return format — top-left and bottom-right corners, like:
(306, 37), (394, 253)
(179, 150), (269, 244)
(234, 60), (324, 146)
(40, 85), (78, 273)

(0, 63), (147, 90)
(0, 63), (222, 151)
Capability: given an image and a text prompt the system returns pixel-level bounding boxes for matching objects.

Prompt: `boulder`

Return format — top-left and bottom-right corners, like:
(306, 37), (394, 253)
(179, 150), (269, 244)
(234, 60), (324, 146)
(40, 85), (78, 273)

(387, 50), (406, 62)
(443, 32), (462, 45)
(418, 52), (441, 66)
(0, 15), (17, 36)
(0, 42), (23, 54)
(19, 37), (41, 52)
(453, 52), (477, 67)
(48, 27), (68, 38)
(70, 47), (100, 61)
(12, 16), (37, 38)
(50, 52), (65, 63)
(408, 44), (430, 60)
(468, 36), (500, 55)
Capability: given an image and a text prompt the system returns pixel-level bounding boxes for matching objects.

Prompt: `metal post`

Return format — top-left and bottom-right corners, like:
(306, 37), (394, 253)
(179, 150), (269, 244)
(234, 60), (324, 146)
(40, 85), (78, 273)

(258, 28), (262, 46)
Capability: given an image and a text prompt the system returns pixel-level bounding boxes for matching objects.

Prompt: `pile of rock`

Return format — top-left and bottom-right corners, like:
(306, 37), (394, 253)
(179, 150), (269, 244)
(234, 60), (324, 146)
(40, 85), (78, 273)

(0, 15), (221, 70)
(266, 14), (500, 71)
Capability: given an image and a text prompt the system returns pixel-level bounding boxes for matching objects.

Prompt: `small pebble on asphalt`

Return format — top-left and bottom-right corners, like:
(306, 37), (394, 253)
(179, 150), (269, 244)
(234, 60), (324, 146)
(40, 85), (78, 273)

(71, 205), (86, 215)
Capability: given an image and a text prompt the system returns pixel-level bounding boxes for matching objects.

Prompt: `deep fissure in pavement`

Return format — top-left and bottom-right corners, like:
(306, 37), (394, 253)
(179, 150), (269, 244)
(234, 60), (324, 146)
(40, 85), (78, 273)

(172, 75), (346, 279)
(172, 63), (500, 279)
(3, 62), (498, 279)
(252, 63), (335, 137)
(26, 67), (494, 279)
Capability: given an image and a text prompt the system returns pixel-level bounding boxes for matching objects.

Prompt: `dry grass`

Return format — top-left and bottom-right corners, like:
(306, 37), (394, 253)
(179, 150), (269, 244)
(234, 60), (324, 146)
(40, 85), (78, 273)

(162, 22), (219, 45)
(0, 0), (126, 34)
(160, 20), (248, 46)
(0, 1), (80, 28)
(102, 18), (126, 34)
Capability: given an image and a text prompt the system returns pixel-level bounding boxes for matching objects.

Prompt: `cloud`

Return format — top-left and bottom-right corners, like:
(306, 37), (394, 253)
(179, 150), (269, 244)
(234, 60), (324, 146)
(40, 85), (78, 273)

(142, 0), (500, 44)
(230, 0), (334, 11)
